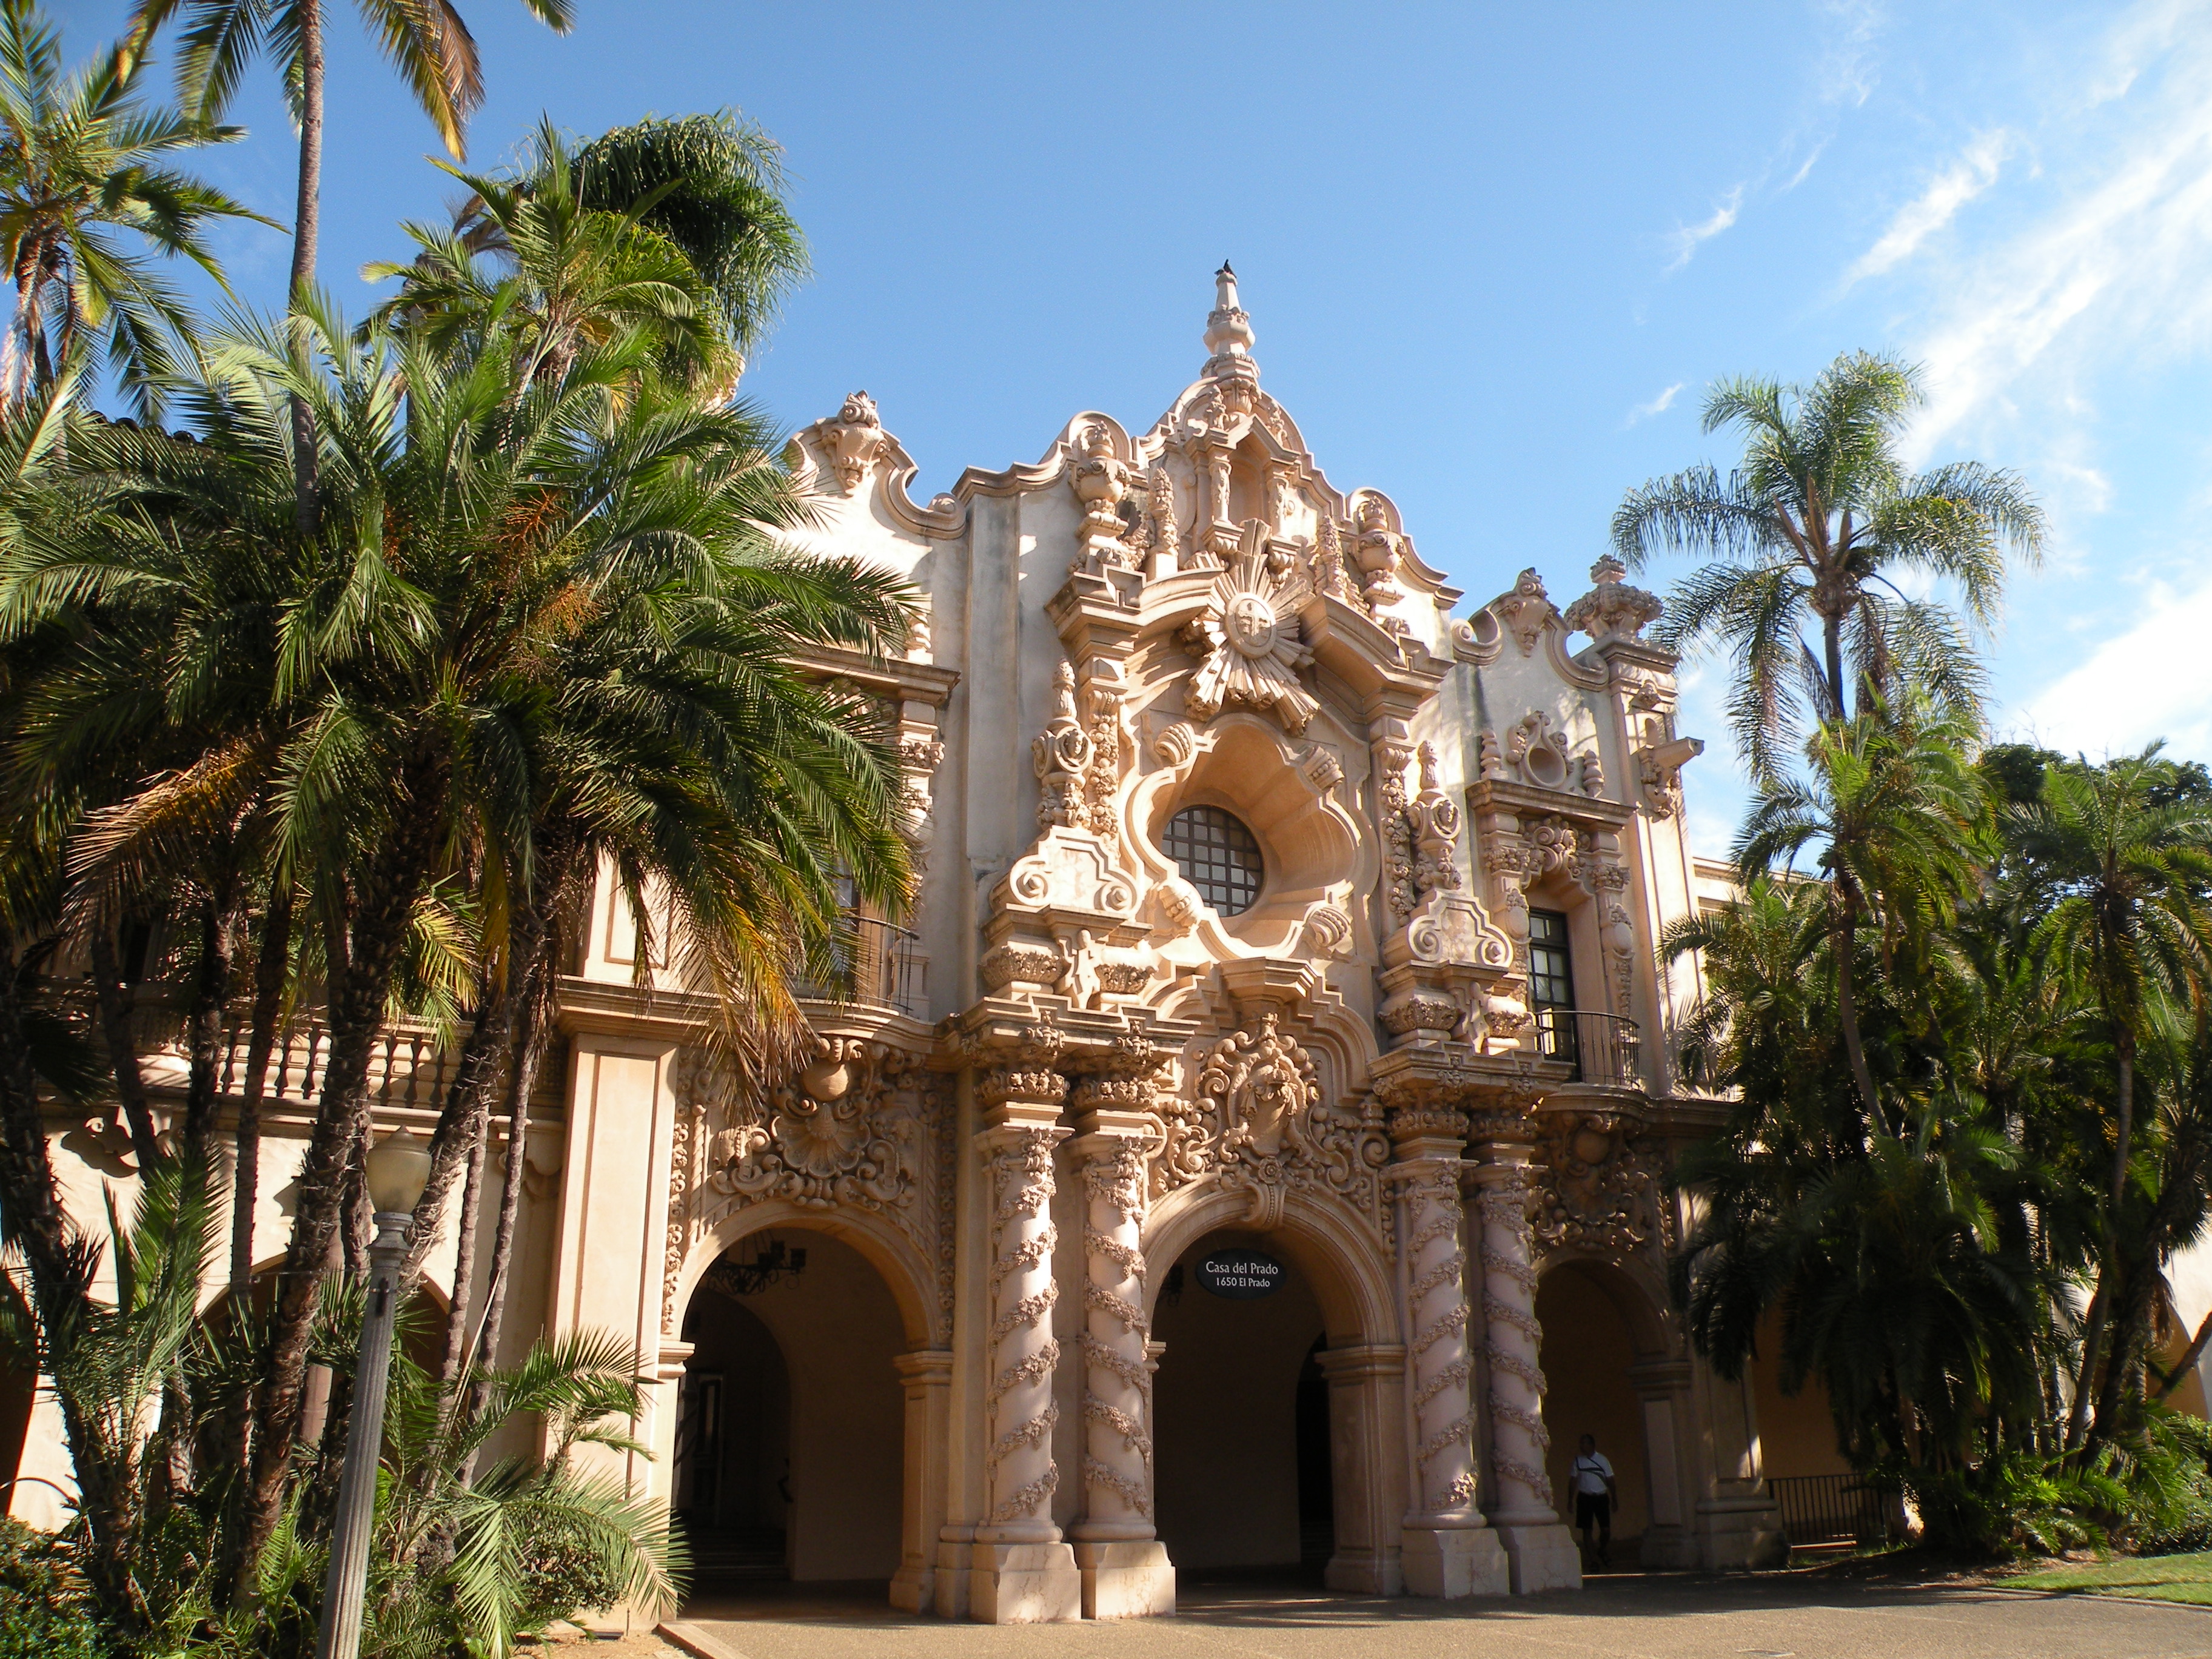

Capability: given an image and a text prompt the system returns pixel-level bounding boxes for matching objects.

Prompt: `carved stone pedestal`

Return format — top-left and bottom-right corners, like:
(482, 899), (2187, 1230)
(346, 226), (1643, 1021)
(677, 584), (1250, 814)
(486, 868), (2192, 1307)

(1073, 1539), (1176, 1618)
(1400, 1525), (1509, 1599)
(968, 1541), (1083, 1624)
(1491, 1523), (1583, 1594)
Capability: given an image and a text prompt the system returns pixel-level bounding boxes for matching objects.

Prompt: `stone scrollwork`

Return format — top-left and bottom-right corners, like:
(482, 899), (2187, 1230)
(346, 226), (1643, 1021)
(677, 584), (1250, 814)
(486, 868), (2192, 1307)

(1153, 1011), (1391, 1247)
(817, 390), (884, 492)
(666, 1038), (950, 1341)
(1490, 568), (1556, 659)
(1530, 1112), (1671, 1261)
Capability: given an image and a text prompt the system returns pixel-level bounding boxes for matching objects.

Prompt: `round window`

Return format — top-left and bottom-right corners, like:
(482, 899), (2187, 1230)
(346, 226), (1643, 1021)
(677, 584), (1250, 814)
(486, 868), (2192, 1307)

(1162, 805), (1264, 916)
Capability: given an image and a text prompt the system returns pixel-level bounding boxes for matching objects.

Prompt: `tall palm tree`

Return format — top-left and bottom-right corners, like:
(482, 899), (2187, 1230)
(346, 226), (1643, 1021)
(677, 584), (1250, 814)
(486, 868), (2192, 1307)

(572, 109), (808, 364)
(0, 0), (266, 415)
(367, 116), (732, 397)
(1612, 350), (2045, 782)
(2006, 747), (2212, 1446)
(124, 0), (574, 524)
(8, 294), (914, 1588)
(1735, 700), (1988, 1132)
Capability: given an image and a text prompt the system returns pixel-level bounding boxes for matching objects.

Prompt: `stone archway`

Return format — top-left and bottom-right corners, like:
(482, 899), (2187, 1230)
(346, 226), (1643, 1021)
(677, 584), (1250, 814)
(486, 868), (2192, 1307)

(1142, 1184), (1407, 1597)
(666, 1204), (947, 1610)
(1534, 1256), (1686, 1569)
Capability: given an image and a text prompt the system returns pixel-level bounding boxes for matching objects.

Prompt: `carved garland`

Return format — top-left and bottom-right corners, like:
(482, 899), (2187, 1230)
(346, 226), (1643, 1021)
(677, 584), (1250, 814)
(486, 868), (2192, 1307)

(1151, 1012), (1392, 1254)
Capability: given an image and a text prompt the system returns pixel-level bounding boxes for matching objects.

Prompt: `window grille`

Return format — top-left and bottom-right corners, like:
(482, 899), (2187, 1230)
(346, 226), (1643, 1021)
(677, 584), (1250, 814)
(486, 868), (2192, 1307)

(1162, 805), (1264, 916)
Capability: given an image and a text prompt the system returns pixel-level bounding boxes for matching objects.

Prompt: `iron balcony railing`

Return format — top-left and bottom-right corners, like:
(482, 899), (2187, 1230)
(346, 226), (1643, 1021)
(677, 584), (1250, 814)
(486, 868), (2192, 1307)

(1766, 1472), (1885, 1548)
(1534, 1008), (1643, 1089)
(797, 916), (923, 1017)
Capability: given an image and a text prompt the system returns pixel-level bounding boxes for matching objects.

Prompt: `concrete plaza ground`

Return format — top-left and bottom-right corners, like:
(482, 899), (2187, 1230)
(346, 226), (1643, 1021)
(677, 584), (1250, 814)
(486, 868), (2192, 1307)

(659, 1572), (2212, 1659)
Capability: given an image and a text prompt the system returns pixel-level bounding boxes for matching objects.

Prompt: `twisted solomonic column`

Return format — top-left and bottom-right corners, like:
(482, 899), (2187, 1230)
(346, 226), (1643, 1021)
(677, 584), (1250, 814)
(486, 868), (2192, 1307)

(1387, 1107), (1507, 1599)
(1400, 1162), (1481, 1521)
(1076, 1135), (1153, 1533)
(1065, 1061), (1176, 1617)
(979, 1122), (1070, 1540)
(1470, 1148), (1582, 1592)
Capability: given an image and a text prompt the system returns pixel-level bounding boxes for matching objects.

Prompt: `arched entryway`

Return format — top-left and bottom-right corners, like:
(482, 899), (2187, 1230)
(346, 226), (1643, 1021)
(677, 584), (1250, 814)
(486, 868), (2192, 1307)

(1143, 1188), (1404, 1598)
(673, 1222), (914, 1598)
(1534, 1258), (1684, 1571)
(1152, 1229), (1331, 1581)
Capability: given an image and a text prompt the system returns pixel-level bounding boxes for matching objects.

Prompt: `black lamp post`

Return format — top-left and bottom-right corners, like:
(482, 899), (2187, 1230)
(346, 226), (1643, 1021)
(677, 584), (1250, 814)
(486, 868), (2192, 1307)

(314, 1125), (431, 1659)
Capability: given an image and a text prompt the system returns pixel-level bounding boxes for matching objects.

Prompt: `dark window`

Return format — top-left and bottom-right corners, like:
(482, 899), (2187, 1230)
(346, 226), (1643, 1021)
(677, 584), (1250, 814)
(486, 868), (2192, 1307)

(1529, 908), (1578, 1070)
(1162, 805), (1264, 916)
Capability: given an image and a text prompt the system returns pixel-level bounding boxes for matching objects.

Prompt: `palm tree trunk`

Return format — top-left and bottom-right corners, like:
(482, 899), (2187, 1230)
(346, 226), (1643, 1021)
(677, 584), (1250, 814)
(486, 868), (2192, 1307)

(1832, 879), (1880, 1139)
(181, 890), (236, 1164)
(287, 0), (323, 537)
(2067, 1284), (2108, 1451)
(229, 757), (447, 1602)
(2111, 1024), (2137, 1214)
(229, 885), (293, 1296)
(464, 963), (551, 1478)
(88, 923), (160, 1170)
(1823, 612), (1848, 723)
(2094, 1256), (2155, 1441)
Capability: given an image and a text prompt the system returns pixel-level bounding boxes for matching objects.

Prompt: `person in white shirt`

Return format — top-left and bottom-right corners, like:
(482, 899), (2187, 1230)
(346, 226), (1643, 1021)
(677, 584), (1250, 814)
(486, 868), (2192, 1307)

(1571, 1433), (1617, 1569)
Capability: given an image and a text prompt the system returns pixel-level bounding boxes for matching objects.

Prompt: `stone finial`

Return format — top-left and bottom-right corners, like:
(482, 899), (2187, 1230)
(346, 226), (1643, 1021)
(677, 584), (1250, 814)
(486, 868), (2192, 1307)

(1204, 261), (1258, 383)
(1563, 555), (1663, 644)
(819, 390), (884, 494)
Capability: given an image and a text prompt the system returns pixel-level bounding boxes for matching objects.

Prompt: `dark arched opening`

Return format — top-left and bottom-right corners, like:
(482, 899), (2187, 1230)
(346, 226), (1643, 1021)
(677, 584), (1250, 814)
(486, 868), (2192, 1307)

(677, 1228), (903, 1594)
(1536, 1259), (1663, 1572)
(1153, 1228), (1332, 1584)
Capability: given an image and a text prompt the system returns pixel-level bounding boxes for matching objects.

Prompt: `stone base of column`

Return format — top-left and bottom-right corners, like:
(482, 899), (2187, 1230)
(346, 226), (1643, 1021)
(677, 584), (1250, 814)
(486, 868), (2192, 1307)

(1072, 1539), (1175, 1618)
(1693, 1496), (1788, 1570)
(1492, 1521), (1583, 1594)
(930, 1529), (974, 1620)
(1399, 1525), (1509, 1598)
(1324, 1544), (1404, 1597)
(968, 1541), (1083, 1623)
(889, 1564), (934, 1614)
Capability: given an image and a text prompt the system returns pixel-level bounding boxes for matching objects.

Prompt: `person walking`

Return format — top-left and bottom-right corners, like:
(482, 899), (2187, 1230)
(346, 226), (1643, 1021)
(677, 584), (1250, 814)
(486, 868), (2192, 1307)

(1572, 1433), (1618, 1569)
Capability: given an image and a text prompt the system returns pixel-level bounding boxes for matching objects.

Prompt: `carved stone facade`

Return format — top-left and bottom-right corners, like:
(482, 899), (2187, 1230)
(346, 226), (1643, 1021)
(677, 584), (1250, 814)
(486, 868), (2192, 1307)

(14, 270), (1791, 1608)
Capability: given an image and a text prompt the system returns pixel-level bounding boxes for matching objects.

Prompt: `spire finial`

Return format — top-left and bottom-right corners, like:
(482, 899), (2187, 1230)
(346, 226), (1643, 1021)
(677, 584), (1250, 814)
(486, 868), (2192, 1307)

(1204, 261), (1258, 381)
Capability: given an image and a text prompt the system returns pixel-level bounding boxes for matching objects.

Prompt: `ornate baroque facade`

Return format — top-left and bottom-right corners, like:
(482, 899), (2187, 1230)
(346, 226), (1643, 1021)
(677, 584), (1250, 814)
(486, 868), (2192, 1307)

(10, 270), (1791, 1621)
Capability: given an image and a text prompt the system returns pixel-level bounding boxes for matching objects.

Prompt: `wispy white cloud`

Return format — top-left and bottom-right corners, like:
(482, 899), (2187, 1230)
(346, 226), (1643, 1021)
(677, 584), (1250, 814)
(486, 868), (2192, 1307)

(1625, 382), (1684, 427)
(1664, 187), (1744, 273)
(1845, 129), (2013, 287)
(2017, 568), (2212, 760)
(1905, 2), (2212, 460)
(1815, 0), (1886, 109)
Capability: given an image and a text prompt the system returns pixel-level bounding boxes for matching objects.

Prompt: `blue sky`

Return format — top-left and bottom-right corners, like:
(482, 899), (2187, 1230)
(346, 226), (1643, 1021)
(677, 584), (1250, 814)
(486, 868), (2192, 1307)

(57, 0), (2212, 854)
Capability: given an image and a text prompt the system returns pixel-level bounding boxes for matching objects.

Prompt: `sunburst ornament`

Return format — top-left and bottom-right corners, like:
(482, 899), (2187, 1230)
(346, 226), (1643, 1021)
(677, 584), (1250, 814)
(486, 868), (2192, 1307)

(1185, 528), (1319, 733)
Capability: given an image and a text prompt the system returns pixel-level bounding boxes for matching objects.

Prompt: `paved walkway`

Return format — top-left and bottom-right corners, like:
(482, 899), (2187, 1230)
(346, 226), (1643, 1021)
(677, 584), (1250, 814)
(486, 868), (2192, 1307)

(668, 1572), (2212, 1659)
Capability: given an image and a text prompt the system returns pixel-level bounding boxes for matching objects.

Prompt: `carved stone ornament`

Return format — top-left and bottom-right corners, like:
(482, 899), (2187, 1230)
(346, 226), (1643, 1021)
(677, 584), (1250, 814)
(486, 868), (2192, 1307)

(1183, 529), (1321, 734)
(1071, 422), (1138, 572)
(1153, 1012), (1392, 1246)
(1562, 555), (1663, 644)
(1492, 568), (1557, 657)
(819, 390), (884, 492)
(1529, 1111), (1672, 1261)
(667, 1041), (954, 1342)
(1505, 711), (1575, 793)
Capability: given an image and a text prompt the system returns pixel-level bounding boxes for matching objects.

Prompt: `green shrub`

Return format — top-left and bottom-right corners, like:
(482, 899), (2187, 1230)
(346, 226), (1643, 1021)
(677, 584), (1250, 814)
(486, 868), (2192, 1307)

(0, 1520), (104, 1659)
(511, 1507), (630, 1634)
